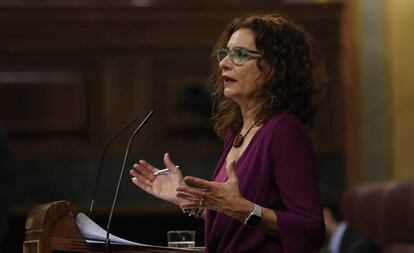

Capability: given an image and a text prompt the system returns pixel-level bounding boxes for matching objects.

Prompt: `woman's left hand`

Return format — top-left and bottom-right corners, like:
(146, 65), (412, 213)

(176, 161), (246, 215)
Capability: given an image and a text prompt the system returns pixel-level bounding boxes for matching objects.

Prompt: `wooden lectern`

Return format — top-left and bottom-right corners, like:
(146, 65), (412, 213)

(23, 200), (205, 253)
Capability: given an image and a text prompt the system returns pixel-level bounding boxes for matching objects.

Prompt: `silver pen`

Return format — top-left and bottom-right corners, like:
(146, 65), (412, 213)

(153, 165), (179, 176)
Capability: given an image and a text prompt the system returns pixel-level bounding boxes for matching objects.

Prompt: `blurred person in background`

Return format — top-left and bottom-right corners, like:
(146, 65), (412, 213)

(320, 185), (380, 253)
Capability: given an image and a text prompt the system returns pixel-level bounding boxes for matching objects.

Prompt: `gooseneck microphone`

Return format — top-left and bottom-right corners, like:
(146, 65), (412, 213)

(105, 110), (154, 253)
(88, 115), (139, 217)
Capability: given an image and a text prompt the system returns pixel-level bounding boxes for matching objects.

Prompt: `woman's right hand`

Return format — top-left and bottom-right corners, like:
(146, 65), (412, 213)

(130, 153), (185, 206)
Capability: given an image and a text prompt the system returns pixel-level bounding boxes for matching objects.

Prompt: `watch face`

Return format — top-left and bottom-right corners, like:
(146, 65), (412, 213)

(246, 214), (261, 226)
(245, 204), (262, 226)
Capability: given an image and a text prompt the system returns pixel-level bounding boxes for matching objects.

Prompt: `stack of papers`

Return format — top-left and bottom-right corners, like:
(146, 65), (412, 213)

(75, 212), (150, 246)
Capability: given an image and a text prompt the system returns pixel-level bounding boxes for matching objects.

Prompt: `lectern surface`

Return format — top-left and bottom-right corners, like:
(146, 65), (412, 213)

(24, 200), (205, 253)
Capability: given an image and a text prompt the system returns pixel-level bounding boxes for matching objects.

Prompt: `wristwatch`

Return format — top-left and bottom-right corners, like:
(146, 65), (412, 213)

(244, 203), (262, 226)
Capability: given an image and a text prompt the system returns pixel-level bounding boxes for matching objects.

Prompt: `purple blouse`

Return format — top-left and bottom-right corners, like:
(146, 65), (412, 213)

(204, 112), (325, 253)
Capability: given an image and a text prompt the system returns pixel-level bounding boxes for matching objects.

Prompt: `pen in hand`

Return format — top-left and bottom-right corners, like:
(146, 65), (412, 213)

(153, 166), (179, 176)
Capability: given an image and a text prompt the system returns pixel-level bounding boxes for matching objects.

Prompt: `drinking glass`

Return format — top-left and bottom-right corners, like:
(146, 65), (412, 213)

(167, 230), (196, 248)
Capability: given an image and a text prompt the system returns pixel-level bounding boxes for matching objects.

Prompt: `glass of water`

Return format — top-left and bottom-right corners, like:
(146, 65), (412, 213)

(167, 230), (196, 248)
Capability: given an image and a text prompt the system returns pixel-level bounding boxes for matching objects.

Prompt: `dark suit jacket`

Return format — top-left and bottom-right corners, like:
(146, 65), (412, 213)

(339, 225), (380, 253)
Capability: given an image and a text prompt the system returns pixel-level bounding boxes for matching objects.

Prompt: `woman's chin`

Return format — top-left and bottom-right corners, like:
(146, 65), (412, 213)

(223, 89), (236, 98)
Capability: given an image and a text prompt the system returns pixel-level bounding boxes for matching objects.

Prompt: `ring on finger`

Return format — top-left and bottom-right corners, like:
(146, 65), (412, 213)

(199, 198), (205, 206)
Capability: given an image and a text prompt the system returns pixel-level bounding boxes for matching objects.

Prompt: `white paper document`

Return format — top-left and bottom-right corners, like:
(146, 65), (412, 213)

(75, 212), (150, 246)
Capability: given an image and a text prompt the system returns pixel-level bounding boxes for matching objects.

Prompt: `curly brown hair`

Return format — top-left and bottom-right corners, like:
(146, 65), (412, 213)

(210, 14), (327, 137)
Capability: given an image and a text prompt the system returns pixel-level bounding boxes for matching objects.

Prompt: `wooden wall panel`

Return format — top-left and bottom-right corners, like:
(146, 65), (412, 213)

(0, 69), (87, 132)
(0, 2), (343, 158)
(150, 54), (216, 155)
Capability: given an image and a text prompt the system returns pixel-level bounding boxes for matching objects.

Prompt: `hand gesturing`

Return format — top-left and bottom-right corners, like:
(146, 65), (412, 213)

(176, 161), (244, 215)
(130, 153), (185, 206)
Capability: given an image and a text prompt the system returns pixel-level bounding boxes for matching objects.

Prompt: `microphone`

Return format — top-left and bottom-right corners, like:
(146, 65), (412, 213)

(88, 115), (139, 217)
(104, 110), (154, 253)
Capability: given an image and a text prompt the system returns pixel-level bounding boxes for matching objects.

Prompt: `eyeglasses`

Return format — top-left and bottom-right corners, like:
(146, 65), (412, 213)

(216, 47), (262, 66)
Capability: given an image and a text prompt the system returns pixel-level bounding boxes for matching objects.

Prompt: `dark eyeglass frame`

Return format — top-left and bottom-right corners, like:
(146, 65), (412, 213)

(216, 47), (262, 66)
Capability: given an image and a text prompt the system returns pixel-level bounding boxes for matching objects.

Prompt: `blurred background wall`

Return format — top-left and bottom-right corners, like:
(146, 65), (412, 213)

(344, 0), (414, 182)
(0, 0), (412, 252)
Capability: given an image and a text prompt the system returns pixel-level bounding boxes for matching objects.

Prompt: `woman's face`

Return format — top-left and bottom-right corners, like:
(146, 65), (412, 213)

(219, 28), (265, 105)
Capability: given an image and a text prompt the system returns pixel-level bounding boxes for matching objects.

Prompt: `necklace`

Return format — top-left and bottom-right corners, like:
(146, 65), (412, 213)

(233, 122), (256, 148)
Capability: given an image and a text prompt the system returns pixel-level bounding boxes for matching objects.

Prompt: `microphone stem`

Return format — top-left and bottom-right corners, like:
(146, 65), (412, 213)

(89, 141), (111, 216)
(104, 110), (154, 253)
(105, 132), (133, 232)
(89, 115), (139, 217)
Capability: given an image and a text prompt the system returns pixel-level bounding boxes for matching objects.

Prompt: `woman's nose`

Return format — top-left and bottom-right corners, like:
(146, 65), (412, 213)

(219, 55), (232, 70)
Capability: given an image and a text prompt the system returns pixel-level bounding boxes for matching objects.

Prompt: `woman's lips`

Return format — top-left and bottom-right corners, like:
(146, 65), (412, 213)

(223, 76), (236, 84)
